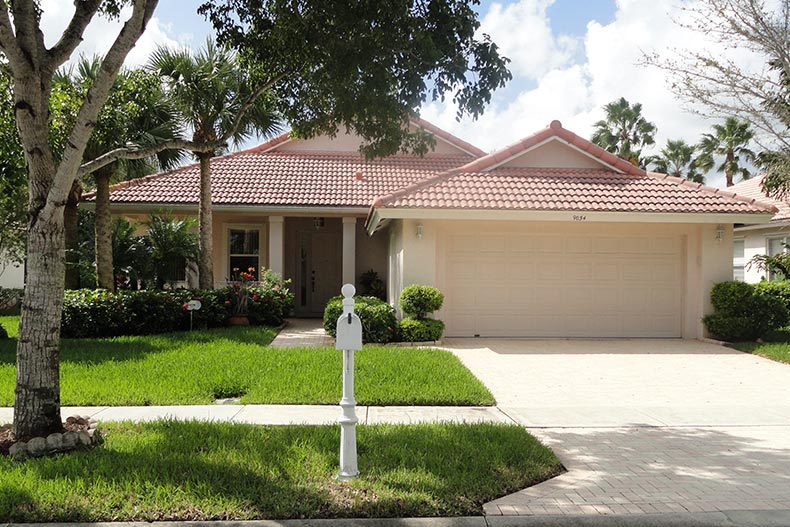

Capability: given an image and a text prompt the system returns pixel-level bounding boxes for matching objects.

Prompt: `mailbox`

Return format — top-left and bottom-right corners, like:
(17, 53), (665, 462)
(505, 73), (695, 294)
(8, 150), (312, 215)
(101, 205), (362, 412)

(336, 312), (362, 351)
(335, 283), (361, 480)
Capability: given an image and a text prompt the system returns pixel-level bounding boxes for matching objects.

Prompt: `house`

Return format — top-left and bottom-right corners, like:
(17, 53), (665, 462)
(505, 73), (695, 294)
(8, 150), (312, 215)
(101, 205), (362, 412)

(83, 119), (776, 339)
(728, 175), (790, 282)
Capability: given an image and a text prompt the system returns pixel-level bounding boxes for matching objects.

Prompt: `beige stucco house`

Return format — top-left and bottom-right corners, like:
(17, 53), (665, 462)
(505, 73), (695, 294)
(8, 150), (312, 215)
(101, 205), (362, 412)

(727, 175), (790, 283)
(84, 119), (776, 339)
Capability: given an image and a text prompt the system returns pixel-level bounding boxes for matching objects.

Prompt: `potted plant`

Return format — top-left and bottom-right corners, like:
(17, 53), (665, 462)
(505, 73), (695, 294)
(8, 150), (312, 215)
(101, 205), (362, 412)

(226, 267), (256, 325)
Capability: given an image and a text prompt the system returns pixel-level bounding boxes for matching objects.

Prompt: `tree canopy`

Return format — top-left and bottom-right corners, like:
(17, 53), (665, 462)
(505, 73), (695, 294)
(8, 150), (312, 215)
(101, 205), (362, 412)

(591, 97), (657, 168)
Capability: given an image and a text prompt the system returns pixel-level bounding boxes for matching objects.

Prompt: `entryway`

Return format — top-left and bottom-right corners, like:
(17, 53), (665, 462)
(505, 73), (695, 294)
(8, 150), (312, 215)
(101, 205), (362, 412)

(289, 218), (342, 316)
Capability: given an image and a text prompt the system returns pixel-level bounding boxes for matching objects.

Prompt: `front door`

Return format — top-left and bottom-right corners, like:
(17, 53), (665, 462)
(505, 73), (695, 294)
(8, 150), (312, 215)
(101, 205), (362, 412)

(296, 230), (342, 316)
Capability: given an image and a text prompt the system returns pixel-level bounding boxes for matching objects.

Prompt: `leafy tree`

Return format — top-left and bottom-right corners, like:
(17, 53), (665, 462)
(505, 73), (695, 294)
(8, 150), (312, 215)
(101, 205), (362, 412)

(54, 57), (183, 290)
(141, 213), (199, 290)
(148, 40), (282, 289)
(643, 0), (790, 195)
(649, 139), (704, 183)
(695, 118), (755, 187)
(591, 97), (657, 167)
(195, 0), (511, 159)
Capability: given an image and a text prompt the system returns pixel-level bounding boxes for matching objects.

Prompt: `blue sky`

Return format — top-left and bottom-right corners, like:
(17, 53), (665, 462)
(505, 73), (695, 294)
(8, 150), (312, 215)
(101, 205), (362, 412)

(39, 0), (757, 189)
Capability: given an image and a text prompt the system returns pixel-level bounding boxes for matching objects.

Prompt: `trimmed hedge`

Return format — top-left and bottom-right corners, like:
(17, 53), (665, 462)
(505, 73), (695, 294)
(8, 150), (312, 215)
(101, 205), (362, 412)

(324, 295), (397, 344)
(399, 285), (444, 318)
(703, 281), (789, 341)
(398, 317), (444, 342)
(61, 281), (294, 339)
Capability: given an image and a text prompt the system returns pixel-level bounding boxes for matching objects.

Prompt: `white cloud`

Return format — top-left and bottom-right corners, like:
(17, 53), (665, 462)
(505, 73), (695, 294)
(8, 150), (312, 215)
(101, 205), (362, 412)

(38, 1), (180, 68)
(479, 0), (578, 79)
(422, 0), (768, 189)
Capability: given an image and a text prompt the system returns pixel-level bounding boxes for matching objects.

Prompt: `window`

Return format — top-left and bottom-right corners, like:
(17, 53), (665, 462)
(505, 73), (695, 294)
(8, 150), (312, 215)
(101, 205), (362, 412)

(733, 239), (745, 281)
(229, 228), (260, 280)
(767, 236), (790, 281)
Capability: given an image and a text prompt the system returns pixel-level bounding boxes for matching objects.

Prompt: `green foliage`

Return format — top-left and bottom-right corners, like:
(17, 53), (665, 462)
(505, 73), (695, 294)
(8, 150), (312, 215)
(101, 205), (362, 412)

(398, 318), (445, 342)
(591, 97), (657, 167)
(695, 117), (755, 186)
(399, 285), (444, 319)
(198, 0), (510, 159)
(748, 244), (790, 280)
(0, 287), (23, 310)
(247, 269), (294, 326)
(0, 63), (27, 265)
(648, 139), (704, 183)
(0, 323), (7, 339)
(754, 280), (790, 313)
(324, 295), (397, 343)
(142, 213), (199, 289)
(358, 269), (386, 301)
(704, 281), (790, 341)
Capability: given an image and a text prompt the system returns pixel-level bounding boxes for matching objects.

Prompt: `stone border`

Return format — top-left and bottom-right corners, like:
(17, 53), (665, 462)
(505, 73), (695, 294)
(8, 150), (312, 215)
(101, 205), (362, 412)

(7, 416), (102, 460)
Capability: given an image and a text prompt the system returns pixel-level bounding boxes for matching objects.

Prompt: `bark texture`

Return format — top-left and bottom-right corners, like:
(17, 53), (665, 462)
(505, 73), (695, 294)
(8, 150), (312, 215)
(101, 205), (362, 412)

(94, 168), (114, 290)
(198, 154), (214, 289)
(64, 180), (82, 290)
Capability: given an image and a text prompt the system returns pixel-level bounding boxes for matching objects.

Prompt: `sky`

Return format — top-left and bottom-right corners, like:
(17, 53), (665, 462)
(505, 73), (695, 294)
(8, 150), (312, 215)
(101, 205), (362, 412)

(37, 0), (767, 189)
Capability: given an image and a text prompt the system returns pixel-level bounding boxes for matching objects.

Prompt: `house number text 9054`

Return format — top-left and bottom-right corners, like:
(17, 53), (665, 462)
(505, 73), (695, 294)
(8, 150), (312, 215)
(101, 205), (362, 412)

(572, 215), (587, 222)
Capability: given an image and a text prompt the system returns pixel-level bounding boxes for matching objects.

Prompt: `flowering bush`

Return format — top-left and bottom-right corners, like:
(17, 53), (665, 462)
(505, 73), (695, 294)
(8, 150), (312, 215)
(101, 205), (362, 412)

(226, 267), (257, 315)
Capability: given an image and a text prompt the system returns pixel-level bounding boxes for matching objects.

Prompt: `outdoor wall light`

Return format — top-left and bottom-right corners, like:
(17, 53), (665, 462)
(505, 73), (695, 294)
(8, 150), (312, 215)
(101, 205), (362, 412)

(313, 217), (325, 229)
(416, 223), (423, 240)
(716, 224), (725, 244)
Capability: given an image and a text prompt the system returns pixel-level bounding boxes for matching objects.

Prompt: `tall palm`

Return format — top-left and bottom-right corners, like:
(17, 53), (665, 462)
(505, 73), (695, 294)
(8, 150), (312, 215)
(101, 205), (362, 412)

(649, 139), (704, 184)
(695, 117), (755, 187)
(149, 39), (283, 289)
(591, 97), (657, 168)
(54, 57), (183, 290)
(142, 213), (200, 290)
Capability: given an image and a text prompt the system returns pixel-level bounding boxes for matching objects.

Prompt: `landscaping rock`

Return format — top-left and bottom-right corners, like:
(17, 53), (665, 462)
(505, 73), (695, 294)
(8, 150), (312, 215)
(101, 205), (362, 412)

(62, 431), (78, 449)
(46, 432), (63, 451)
(27, 436), (47, 456)
(8, 441), (27, 460)
(77, 431), (91, 446)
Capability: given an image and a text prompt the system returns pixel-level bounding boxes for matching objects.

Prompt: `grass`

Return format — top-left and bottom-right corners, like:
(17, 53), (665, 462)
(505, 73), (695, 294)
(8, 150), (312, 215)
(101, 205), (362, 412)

(730, 327), (790, 365)
(0, 319), (493, 406)
(0, 316), (18, 338)
(0, 420), (562, 521)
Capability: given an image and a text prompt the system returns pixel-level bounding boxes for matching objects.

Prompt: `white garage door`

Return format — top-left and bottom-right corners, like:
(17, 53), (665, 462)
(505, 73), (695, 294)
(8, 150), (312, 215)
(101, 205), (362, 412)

(442, 228), (683, 338)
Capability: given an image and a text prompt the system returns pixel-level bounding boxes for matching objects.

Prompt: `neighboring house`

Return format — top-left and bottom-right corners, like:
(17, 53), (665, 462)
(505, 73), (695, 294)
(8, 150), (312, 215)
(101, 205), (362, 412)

(0, 259), (24, 289)
(83, 119), (776, 339)
(728, 175), (790, 283)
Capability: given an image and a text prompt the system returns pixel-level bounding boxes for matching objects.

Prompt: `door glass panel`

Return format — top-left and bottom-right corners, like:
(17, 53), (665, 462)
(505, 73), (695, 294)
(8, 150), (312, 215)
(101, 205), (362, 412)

(300, 237), (308, 307)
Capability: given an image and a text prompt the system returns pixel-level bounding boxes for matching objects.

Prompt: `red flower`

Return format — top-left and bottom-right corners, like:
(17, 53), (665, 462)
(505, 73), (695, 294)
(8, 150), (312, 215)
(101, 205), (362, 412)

(182, 304), (188, 310)
(224, 300), (231, 305)
(195, 296), (201, 300)
(252, 294), (259, 301)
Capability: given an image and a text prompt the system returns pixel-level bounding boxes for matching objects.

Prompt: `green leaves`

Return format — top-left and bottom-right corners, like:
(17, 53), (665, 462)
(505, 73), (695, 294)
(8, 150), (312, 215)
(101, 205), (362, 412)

(198, 0), (510, 159)
(591, 97), (657, 168)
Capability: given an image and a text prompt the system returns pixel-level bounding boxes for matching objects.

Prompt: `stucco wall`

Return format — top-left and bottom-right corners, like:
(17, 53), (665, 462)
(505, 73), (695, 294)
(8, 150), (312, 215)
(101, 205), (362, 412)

(389, 219), (735, 339)
(736, 225), (790, 283)
(504, 139), (607, 169)
(0, 260), (24, 289)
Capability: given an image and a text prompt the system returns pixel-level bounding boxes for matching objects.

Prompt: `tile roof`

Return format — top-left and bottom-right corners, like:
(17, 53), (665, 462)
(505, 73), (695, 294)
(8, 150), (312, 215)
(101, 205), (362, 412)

(729, 175), (790, 222)
(371, 120), (777, 216)
(373, 167), (775, 214)
(84, 150), (473, 207)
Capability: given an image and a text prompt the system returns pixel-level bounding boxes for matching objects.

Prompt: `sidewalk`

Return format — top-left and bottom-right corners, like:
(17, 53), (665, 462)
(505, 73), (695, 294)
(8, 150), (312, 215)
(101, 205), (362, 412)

(0, 404), (510, 426)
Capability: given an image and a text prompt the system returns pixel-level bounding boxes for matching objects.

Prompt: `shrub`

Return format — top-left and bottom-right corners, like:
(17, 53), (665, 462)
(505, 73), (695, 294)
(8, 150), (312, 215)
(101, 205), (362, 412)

(754, 281), (790, 314)
(0, 323), (8, 339)
(120, 290), (183, 335)
(247, 269), (294, 326)
(171, 289), (230, 329)
(399, 285), (444, 319)
(324, 295), (396, 343)
(62, 289), (128, 338)
(358, 269), (386, 300)
(398, 318), (444, 342)
(703, 281), (790, 341)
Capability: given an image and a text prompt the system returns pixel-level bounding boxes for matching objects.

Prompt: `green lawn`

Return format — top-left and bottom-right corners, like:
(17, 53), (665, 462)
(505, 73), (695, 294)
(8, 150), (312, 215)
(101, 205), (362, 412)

(0, 316), (18, 338)
(731, 327), (790, 365)
(0, 320), (493, 406)
(0, 420), (562, 521)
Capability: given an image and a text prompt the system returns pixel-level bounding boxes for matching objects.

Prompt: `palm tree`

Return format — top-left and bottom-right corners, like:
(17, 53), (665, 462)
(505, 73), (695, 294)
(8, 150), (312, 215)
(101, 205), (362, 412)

(142, 213), (200, 290)
(591, 97), (657, 168)
(695, 117), (756, 187)
(54, 57), (183, 290)
(649, 139), (704, 184)
(149, 39), (283, 289)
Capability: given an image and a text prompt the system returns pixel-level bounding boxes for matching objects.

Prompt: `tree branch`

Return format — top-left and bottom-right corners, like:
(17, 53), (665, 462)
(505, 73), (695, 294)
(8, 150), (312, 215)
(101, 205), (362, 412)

(46, 0), (103, 73)
(78, 137), (228, 177)
(10, 0), (43, 69)
(0, 4), (27, 73)
(41, 0), (159, 224)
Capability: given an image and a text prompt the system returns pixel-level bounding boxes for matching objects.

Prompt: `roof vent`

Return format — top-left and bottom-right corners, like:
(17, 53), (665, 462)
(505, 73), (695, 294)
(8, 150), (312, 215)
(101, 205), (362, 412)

(354, 170), (364, 181)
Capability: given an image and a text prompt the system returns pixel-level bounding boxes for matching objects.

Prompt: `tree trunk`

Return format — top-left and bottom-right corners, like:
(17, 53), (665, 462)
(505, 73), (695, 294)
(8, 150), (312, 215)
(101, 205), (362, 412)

(64, 180), (82, 289)
(198, 154), (214, 289)
(14, 164), (65, 441)
(94, 168), (115, 290)
(725, 151), (734, 187)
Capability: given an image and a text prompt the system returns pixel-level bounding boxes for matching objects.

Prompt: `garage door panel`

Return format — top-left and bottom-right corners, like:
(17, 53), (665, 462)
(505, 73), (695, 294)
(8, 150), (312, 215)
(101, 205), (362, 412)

(443, 228), (683, 338)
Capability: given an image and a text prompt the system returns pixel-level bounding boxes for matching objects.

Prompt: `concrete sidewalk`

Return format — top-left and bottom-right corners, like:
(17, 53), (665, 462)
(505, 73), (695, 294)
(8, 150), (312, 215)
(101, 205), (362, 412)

(0, 404), (510, 426)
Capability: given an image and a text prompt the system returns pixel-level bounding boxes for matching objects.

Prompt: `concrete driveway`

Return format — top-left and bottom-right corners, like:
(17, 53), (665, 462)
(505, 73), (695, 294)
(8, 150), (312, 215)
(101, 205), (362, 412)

(444, 338), (790, 521)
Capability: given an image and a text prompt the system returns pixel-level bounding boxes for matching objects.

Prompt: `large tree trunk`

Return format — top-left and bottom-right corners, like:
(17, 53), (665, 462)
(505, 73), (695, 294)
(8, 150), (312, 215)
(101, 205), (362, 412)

(94, 168), (115, 290)
(64, 180), (82, 290)
(198, 154), (214, 289)
(14, 160), (65, 441)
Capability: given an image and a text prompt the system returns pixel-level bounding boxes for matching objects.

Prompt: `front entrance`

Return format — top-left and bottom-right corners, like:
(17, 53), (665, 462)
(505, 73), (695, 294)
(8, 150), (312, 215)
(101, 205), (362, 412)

(294, 229), (342, 316)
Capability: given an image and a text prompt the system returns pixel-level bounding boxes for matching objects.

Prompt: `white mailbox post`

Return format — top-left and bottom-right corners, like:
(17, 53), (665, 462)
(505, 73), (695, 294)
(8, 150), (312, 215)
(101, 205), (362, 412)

(335, 283), (363, 480)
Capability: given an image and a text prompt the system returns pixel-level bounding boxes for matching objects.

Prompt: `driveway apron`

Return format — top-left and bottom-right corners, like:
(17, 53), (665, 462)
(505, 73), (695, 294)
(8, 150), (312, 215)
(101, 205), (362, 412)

(444, 338), (790, 518)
